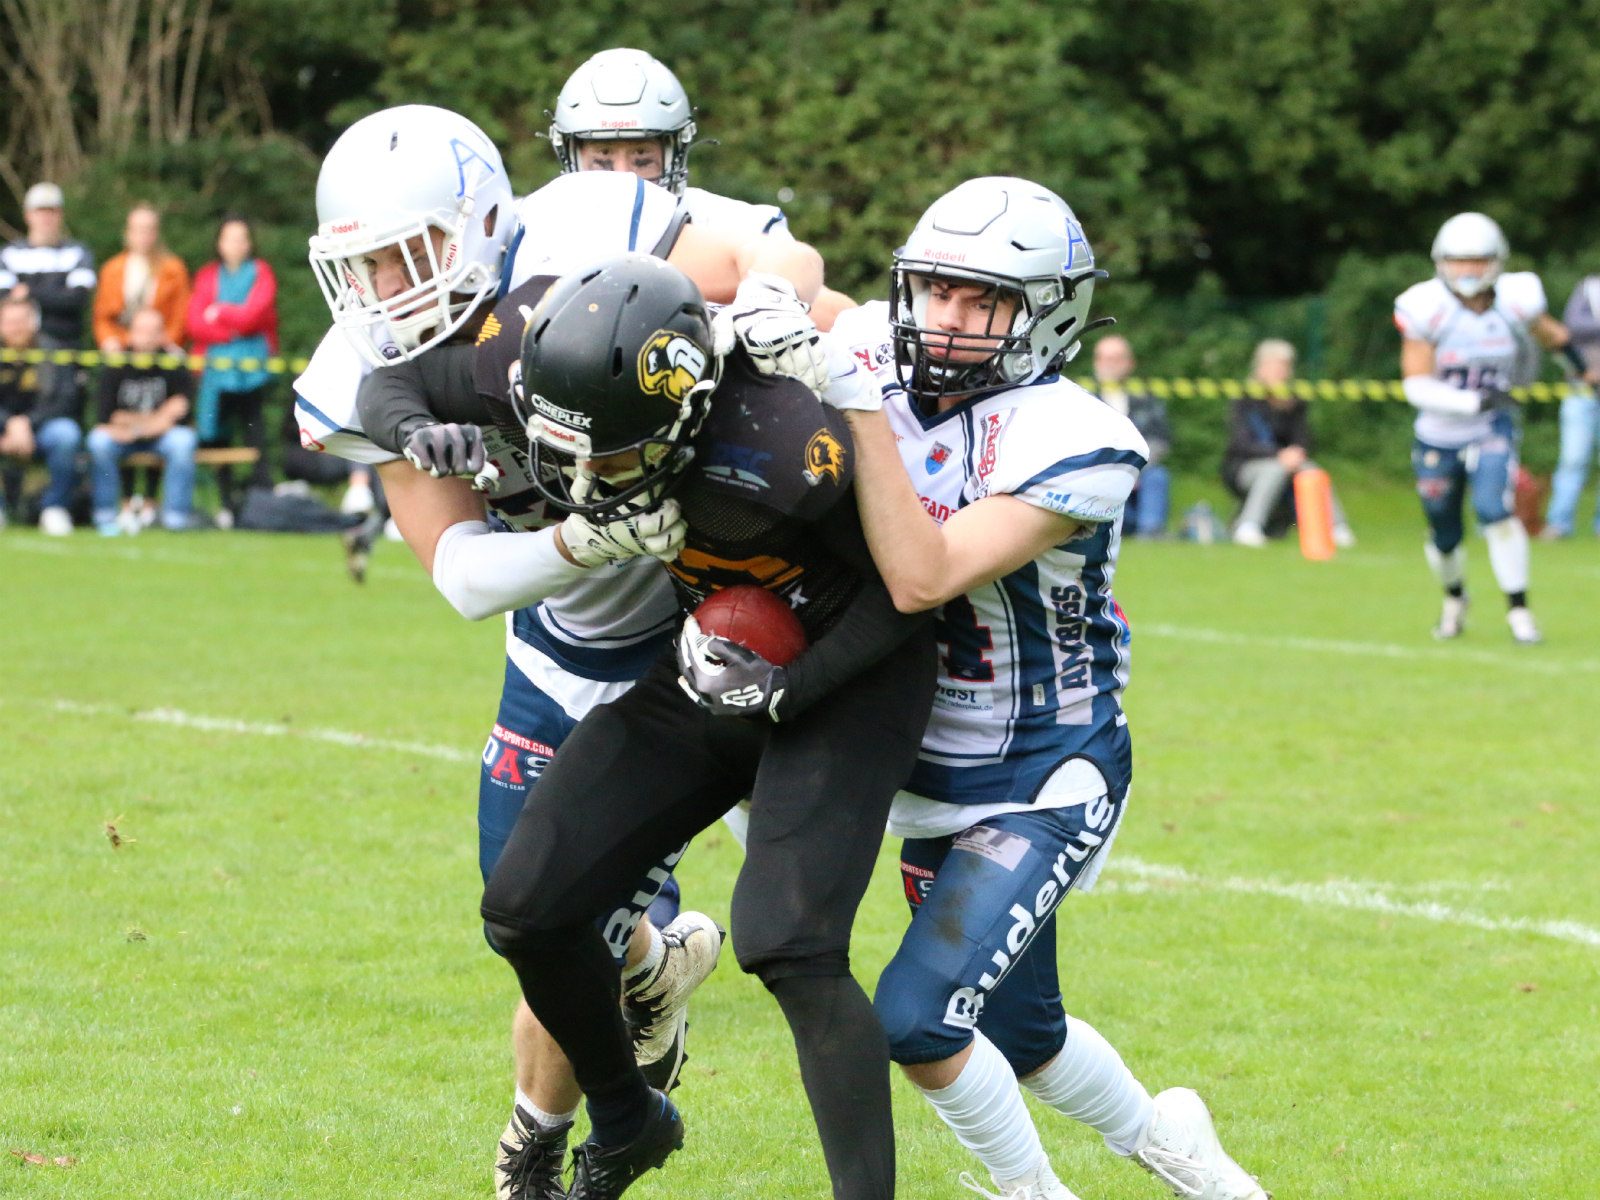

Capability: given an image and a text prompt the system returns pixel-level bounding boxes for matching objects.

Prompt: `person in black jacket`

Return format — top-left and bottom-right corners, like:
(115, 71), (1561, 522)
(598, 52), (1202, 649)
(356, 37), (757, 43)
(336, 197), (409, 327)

(0, 183), (97, 349)
(1222, 339), (1354, 547)
(85, 308), (198, 533)
(0, 294), (81, 532)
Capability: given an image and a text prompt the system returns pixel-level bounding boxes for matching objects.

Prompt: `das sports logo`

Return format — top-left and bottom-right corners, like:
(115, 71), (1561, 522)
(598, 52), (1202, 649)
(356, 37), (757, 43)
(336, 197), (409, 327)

(802, 429), (848, 487)
(638, 330), (707, 405)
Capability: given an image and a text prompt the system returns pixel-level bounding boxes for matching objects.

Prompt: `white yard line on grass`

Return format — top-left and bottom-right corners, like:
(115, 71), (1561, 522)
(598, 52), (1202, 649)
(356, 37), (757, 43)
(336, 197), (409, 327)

(41, 699), (477, 764)
(17, 696), (1597, 949)
(1139, 622), (1600, 676)
(1103, 857), (1600, 949)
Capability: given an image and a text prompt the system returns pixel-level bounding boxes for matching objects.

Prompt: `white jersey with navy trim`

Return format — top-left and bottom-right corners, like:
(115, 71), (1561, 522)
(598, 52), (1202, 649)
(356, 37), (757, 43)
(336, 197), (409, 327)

(683, 186), (791, 239)
(831, 305), (1147, 814)
(509, 173), (682, 290)
(1395, 272), (1547, 449)
(293, 324), (677, 690)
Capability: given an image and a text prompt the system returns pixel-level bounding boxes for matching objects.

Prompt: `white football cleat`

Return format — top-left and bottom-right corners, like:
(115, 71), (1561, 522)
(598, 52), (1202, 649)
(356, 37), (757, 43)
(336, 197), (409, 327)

(624, 911), (724, 1092)
(1231, 523), (1267, 548)
(1506, 606), (1542, 645)
(1432, 593), (1467, 640)
(340, 481), (375, 515)
(960, 1159), (1082, 1199)
(1133, 1087), (1267, 1200)
(38, 505), (73, 536)
(1332, 523), (1357, 549)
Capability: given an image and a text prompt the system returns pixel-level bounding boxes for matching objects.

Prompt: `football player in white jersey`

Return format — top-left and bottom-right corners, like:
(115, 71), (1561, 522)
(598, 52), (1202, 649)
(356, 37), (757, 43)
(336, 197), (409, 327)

(548, 46), (856, 330)
(825, 177), (1267, 1200)
(1395, 212), (1596, 643)
(295, 104), (827, 1200)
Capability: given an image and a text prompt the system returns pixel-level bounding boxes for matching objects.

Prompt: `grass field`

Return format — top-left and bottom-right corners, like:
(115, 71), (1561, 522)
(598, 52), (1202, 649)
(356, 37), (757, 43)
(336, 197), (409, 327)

(4, 479), (1598, 1199)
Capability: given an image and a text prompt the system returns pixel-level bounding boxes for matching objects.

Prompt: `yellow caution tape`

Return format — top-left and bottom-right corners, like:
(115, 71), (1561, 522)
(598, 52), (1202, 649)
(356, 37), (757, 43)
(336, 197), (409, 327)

(0, 348), (312, 374)
(0, 348), (1582, 402)
(1077, 377), (1579, 402)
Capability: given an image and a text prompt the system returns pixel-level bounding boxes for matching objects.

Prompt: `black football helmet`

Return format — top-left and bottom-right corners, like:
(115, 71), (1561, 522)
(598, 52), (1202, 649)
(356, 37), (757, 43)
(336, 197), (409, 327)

(514, 253), (718, 519)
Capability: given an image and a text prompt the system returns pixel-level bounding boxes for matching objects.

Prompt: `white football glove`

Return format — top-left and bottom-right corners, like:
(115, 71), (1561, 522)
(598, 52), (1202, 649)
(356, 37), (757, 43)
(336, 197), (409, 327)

(713, 273), (829, 398)
(819, 336), (883, 413)
(559, 473), (687, 567)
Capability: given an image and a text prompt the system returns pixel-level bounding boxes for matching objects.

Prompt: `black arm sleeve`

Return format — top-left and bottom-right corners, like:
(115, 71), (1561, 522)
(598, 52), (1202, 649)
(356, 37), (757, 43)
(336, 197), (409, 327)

(774, 494), (933, 720)
(355, 343), (489, 453)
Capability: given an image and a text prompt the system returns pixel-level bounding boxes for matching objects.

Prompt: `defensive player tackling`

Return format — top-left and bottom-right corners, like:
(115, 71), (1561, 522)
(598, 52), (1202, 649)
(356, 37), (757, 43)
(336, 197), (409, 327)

(828, 176), (1268, 1200)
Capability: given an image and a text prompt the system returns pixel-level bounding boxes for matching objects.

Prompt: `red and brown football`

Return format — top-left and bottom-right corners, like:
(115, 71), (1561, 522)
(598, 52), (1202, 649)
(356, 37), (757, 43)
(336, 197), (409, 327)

(693, 585), (808, 667)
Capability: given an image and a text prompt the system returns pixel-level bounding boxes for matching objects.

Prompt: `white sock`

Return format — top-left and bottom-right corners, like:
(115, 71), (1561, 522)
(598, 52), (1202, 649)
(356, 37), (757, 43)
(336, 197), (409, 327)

(514, 1088), (577, 1130)
(1482, 518), (1530, 595)
(1022, 1015), (1154, 1156)
(917, 1031), (1047, 1186)
(1423, 540), (1466, 589)
(621, 921), (664, 985)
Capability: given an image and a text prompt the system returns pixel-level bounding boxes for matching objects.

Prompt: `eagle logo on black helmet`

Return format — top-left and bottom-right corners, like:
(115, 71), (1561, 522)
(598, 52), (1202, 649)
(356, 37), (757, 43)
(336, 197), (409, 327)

(638, 330), (707, 405)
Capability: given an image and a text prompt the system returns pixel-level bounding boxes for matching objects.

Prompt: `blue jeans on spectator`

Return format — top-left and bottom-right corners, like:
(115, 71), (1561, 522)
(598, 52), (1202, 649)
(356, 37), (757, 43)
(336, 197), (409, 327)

(34, 416), (83, 511)
(87, 424), (199, 528)
(1545, 393), (1600, 535)
(1128, 462), (1170, 536)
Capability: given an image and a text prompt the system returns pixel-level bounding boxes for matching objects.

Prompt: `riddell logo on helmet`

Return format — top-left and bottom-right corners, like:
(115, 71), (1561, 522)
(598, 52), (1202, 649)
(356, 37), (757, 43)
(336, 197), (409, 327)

(920, 248), (967, 263)
(327, 220), (362, 235)
(600, 120), (641, 129)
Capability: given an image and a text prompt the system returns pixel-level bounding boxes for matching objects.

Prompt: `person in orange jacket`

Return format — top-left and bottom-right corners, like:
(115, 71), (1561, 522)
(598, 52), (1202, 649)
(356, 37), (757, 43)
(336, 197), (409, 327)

(94, 204), (190, 352)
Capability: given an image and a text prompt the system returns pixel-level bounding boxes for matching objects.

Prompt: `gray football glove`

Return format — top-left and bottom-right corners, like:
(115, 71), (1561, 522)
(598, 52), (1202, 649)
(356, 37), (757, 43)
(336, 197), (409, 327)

(676, 614), (788, 721)
(712, 273), (829, 398)
(560, 496), (687, 568)
(402, 421), (486, 478)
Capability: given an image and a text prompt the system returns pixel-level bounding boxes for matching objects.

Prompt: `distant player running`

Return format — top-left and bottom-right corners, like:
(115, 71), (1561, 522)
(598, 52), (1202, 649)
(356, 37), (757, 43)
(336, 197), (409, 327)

(1395, 213), (1597, 643)
(828, 176), (1267, 1200)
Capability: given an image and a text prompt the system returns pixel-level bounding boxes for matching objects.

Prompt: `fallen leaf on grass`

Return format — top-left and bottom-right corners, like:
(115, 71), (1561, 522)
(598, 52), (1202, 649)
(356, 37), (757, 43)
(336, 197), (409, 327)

(1538, 802), (1559, 814)
(1515, 981), (1538, 993)
(1332, 1142), (1346, 1156)
(9, 1150), (76, 1167)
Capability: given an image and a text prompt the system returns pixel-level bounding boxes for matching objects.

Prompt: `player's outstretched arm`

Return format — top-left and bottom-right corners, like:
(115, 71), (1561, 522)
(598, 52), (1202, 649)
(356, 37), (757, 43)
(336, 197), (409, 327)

(843, 408), (1089, 613)
(666, 224), (823, 306)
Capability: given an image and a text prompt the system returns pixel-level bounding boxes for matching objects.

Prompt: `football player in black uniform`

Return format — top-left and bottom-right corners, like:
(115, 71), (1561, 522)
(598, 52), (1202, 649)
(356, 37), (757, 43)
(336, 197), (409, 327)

(357, 253), (933, 1200)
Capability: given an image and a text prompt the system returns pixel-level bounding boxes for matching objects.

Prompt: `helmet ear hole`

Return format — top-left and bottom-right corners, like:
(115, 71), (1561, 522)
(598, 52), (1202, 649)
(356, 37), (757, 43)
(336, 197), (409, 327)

(612, 346), (625, 376)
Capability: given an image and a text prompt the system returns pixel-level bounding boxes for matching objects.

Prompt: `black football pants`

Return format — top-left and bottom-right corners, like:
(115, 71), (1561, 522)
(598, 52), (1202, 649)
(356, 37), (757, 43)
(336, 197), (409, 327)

(482, 632), (935, 1200)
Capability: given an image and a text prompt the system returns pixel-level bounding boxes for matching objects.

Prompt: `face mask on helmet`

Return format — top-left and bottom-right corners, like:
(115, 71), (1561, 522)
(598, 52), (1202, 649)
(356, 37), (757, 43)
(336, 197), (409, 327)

(1431, 212), (1507, 302)
(512, 254), (719, 521)
(889, 263), (1106, 406)
(308, 105), (512, 366)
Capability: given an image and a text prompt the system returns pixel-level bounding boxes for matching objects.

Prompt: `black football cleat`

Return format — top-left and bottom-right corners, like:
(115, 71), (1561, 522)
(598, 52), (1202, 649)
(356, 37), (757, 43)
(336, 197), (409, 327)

(568, 1091), (684, 1200)
(495, 1106), (571, 1200)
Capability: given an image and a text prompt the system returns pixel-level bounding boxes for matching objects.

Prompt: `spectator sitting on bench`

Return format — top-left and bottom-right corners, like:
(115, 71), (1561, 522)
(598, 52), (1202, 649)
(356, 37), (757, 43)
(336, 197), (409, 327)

(87, 308), (198, 534)
(0, 294), (81, 534)
(1223, 338), (1355, 548)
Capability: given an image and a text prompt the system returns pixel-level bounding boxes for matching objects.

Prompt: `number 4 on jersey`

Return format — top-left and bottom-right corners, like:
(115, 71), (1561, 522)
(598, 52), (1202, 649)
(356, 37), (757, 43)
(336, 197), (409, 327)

(936, 594), (994, 682)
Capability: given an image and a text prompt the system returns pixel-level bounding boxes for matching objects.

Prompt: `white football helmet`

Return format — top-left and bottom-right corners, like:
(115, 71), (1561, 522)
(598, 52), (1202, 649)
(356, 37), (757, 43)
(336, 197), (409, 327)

(890, 176), (1107, 403)
(1431, 212), (1508, 300)
(549, 48), (697, 195)
(309, 105), (513, 366)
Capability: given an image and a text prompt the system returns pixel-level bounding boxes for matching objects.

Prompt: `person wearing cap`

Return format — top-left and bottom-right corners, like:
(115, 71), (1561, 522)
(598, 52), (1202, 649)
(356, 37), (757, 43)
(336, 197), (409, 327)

(0, 182), (97, 349)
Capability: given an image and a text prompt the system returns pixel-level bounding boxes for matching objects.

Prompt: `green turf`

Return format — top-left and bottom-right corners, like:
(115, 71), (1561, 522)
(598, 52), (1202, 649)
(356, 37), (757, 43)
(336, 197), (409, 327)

(3, 485), (1597, 1198)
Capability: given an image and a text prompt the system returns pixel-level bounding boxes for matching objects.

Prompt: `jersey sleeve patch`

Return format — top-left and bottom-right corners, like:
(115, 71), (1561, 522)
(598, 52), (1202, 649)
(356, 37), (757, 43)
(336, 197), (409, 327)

(1010, 449), (1145, 521)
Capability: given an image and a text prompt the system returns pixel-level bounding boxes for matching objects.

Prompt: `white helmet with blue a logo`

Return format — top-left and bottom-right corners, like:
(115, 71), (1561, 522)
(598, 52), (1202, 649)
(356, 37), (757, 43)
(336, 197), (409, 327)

(890, 176), (1105, 401)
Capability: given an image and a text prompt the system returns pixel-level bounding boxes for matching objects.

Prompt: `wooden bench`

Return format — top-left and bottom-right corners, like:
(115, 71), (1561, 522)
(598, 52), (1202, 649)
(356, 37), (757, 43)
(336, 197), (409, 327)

(123, 447), (260, 470)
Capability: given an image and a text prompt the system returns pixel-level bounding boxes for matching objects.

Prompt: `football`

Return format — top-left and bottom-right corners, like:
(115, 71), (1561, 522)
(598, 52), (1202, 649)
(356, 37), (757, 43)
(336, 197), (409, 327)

(693, 585), (809, 666)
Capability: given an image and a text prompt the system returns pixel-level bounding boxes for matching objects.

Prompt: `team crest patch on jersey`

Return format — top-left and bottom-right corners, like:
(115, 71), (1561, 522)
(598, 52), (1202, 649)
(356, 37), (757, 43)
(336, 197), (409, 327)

(638, 330), (707, 405)
(802, 429), (847, 487)
(926, 442), (952, 474)
(475, 313), (502, 344)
